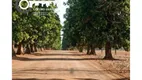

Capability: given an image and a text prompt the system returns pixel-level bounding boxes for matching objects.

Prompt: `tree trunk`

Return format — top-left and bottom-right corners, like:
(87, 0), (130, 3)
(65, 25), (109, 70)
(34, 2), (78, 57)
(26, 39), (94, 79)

(115, 48), (117, 55)
(40, 48), (42, 51)
(16, 42), (23, 55)
(34, 43), (37, 52)
(104, 41), (113, 59)
(89, 45), (96, 55)
(25, 44), (31, 54)
(41, 48), (44, 51)
(37, 48), (39, 51)
(87, 44), (90, 55)
(12, 43), (16, 57)
(30, 43), (34, 52)
(79, 46), (83, 52)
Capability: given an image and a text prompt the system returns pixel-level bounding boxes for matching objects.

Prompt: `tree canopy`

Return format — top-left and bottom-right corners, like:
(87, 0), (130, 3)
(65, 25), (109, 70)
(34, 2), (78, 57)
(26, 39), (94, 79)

(12, 0), (62, 55)
(62, 0), (130, 59)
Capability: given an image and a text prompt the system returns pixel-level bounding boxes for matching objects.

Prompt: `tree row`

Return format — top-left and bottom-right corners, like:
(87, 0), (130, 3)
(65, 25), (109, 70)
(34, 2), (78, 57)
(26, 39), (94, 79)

(62, 0), (130, 59)
(12, 0), (62, 56)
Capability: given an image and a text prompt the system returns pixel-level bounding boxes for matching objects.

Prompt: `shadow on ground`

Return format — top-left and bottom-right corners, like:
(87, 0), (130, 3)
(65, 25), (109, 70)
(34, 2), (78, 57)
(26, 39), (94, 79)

(12, 78), (37, 80)
(12, 77), (130, 80)
(31, 53), (86, 56)
(13, 78), (65, 80)
(13, 68), (129, 75)
(13, 56), (122, 61)
(112, 77), (130, 80)
(74, 78), (98, 80)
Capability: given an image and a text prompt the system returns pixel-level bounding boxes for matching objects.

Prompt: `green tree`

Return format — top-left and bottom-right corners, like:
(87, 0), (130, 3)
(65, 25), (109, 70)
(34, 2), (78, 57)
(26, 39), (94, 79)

(12, 1), (62, 55)
(63, 0), (130, 59)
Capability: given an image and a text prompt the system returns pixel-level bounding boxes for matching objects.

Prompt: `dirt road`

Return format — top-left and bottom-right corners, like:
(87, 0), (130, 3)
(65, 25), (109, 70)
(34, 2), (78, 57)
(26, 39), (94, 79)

(12, 50), (130, 80)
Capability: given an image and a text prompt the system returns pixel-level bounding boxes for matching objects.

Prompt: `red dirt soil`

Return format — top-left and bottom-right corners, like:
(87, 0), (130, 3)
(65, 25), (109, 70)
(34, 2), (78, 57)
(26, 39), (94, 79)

(12, 50), (130, 80)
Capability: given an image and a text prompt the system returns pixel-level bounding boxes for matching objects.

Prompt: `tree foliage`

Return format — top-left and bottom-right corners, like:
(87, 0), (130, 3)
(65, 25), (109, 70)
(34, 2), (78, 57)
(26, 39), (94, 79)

(62, 0), (130, 59)
(12, 0), (62, 55)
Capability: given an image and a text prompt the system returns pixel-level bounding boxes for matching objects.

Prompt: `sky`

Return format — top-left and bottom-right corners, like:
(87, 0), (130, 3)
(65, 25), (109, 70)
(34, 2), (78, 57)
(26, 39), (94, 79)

(54, 0), (68, 26)
(53, 0), (68, 42)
